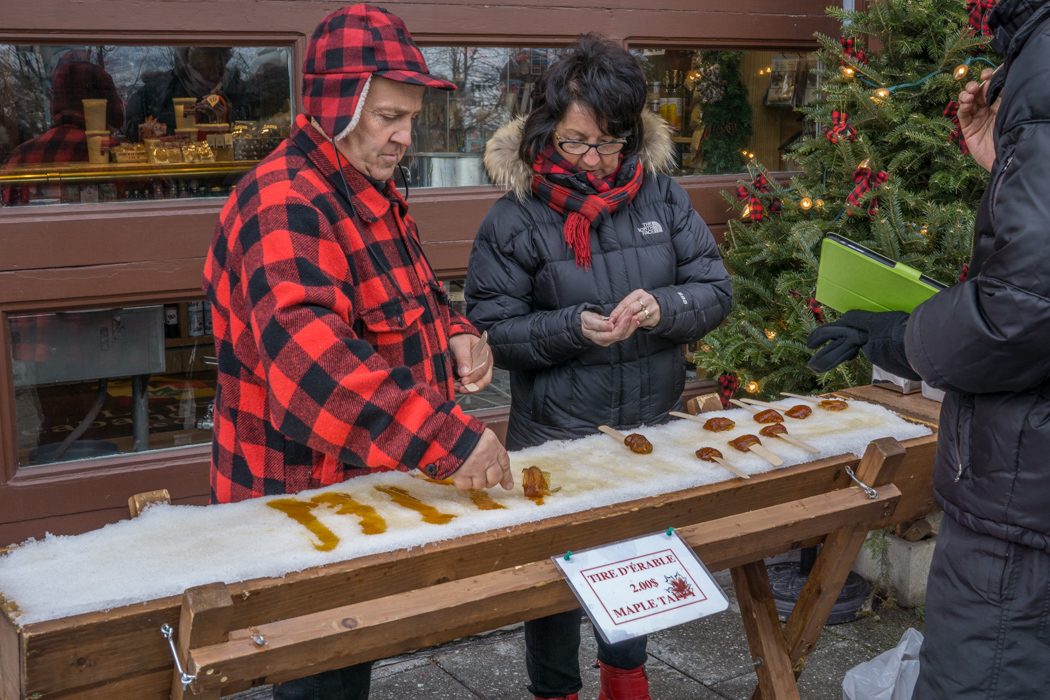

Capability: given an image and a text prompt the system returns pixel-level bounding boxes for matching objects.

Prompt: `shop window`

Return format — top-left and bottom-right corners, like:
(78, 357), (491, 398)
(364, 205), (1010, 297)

(0, 43), (292, 206)
(9, 302), (216, 466)
(407, 47), (567, 188)
(630, 48), (819, 175)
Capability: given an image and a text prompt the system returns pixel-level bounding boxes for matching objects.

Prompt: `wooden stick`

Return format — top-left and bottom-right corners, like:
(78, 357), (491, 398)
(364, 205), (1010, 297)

(770, 433), (820, 454)
(746, 443), (784, 466)
(729, 399), (760, 414)
(669, 410), (708, 425)
(469, 330), (489, 371)
(738, 398), (783, 410)
(780, 392), (821, 404)
(597, 424), (628, 444)
(709, 455), (751, 480)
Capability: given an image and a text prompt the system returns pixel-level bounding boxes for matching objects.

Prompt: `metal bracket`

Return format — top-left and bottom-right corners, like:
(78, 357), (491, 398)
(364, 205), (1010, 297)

(845, 465), (878, 500)
(160, 623), (198, 689)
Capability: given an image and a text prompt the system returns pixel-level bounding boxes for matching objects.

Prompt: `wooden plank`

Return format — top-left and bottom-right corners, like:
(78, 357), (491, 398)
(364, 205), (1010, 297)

(188, 482), (901, 689)
(732, 561), (799, 700)
(171, 584), (233, 700)
(0, 610), (23, 700)
(15, 436), (932, 696)
(839, 385), (942, 427)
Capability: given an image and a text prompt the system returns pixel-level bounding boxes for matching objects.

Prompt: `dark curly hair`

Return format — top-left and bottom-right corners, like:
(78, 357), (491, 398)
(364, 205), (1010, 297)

(518, 34), (647, 164)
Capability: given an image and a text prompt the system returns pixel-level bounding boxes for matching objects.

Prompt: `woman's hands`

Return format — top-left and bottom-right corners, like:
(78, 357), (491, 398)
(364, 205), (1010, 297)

(581, 289), (661, 347)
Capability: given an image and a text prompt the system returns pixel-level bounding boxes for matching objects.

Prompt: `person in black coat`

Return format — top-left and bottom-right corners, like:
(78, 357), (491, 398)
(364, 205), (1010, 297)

(807, 1), (1050, 697)
(465, 35), (731, 700)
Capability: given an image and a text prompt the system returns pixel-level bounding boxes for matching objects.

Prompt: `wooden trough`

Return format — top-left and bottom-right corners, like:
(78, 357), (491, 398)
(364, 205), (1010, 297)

(0, 388), (939, 699)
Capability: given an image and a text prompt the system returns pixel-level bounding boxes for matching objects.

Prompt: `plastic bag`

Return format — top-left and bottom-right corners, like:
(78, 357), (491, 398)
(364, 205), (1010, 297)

(842, 627), (923, 700)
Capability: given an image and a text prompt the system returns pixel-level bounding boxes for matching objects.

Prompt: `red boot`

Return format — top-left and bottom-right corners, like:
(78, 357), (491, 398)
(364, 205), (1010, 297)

(596, 661), (651, 700)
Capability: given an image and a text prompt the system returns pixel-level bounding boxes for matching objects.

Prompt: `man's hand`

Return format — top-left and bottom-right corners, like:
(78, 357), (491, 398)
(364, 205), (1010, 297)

(959, 68), (999, 172)
(450, 333), (493, 394)
(806, 310), (919, 380)
(452, 428), (513, 491)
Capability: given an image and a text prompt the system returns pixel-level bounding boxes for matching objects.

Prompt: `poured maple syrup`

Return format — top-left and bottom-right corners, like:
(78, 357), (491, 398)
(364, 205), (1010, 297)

(374, 485), (457, 525)
(267, 498), (341, 551)
(467, 489), (507, 511)
(311, 492), (387, 535)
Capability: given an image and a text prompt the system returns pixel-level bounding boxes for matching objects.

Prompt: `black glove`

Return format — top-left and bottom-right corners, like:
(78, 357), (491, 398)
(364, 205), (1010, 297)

(806, 310), (920, 379)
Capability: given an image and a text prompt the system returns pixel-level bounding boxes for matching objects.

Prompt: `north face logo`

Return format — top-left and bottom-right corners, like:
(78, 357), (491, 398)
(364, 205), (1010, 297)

(638, 221), (664, 235)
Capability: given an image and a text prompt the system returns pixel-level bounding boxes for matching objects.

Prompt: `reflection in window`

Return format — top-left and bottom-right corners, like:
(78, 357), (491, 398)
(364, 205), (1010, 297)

(632, 48), (818, 175)
(404, 46), (816, 187)
(10, 303), (216, 466)
(0, 44), (292, 206)
(407, 47), (566, 188)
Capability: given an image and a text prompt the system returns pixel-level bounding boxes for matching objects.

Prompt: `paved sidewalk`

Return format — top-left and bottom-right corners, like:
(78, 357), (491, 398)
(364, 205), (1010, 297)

(232, 566), (924, 699)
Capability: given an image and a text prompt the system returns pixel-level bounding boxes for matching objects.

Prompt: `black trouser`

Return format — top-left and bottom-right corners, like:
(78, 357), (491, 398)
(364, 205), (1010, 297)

(525, 608), (648, 698)
(273, 661), (373, 699)
(913, 515), (1050, 699)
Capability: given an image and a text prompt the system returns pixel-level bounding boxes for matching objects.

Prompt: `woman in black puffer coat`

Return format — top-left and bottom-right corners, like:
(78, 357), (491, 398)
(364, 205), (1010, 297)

(465, 35), (731, 700)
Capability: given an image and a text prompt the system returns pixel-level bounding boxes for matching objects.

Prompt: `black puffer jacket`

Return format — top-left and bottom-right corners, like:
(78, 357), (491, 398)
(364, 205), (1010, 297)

(465, 112), (732, 450)
(905, 0), (1050, 550)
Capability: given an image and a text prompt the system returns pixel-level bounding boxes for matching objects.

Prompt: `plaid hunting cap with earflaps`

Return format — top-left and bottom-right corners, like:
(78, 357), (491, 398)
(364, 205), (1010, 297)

(302, 3), (456, 141)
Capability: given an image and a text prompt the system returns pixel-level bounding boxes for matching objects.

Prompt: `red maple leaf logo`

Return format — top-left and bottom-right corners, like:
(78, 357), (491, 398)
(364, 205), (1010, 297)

(665, 573), (695, 599)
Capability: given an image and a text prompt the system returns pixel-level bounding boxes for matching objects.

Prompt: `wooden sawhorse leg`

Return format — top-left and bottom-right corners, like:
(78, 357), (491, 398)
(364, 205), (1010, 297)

(736, 438), (906, 699)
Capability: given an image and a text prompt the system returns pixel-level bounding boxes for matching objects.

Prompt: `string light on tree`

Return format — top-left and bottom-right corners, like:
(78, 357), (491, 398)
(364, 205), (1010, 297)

(872, 87), (891, 103)
(745, 380), (761, 394)
(799, 197), (814, 211)
(815, 198), (825, 209)
(953, 64), (970, 81)
(840, 65), (856, 79)
(764, 328), (777, 340)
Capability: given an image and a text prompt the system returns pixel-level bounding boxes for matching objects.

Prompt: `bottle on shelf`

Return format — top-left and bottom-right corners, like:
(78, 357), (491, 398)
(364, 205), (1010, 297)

(666, 70), (685, 132)
(164, 305), (181, 339)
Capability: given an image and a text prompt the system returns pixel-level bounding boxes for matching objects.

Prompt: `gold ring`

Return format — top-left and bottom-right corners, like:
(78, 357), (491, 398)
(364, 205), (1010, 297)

(639, 300), (647, 310)
(644, 308), (652, 319)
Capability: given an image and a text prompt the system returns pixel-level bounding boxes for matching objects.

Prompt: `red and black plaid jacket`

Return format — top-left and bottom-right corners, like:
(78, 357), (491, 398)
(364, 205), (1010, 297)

(2, 115), (88, 205)
(203, 113), (485, 503)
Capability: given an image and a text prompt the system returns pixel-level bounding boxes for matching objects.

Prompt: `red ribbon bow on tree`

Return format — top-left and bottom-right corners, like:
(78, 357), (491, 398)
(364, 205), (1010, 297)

(840, 37), (868, 65)
(735, 174), (781, 222)
(943, 101), (970, 154)
(967, 0), (997, 37)
(718, 373), (740, 408)
(847, 163), (889, 218)
(825, 110), (858, 144)
(790, 290), (826, 323)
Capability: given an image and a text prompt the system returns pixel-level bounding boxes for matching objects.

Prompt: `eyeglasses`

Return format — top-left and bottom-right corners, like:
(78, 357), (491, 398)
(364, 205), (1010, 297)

(555, 134), (628, 156)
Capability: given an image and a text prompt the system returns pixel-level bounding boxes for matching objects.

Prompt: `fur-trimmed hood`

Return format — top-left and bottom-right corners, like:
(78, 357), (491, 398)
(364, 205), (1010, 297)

(483, 110), (676, 200)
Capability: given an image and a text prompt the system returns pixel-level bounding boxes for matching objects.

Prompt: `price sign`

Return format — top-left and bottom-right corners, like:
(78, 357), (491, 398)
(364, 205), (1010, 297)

(553, 530), (728, 644)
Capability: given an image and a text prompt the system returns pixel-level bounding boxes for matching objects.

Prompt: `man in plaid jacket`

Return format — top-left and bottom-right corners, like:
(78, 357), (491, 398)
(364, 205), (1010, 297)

(203, 6), (512, 696)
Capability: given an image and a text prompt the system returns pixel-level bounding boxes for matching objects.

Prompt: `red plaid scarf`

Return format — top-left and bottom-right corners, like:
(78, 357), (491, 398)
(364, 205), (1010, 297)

(530, 145), (644, 269)
(967, 0), (997, 37)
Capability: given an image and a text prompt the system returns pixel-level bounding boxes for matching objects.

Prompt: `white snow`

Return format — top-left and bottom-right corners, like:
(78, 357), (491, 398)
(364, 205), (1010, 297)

(0, 398), (929, 624)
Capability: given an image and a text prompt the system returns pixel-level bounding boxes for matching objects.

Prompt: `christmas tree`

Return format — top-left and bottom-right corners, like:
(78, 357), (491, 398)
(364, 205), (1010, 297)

(696, 0), (997, 403)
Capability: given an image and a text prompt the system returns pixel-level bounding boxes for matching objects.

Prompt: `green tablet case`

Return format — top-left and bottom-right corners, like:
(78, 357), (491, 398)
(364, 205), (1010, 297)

(814, 234), (945, 313)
